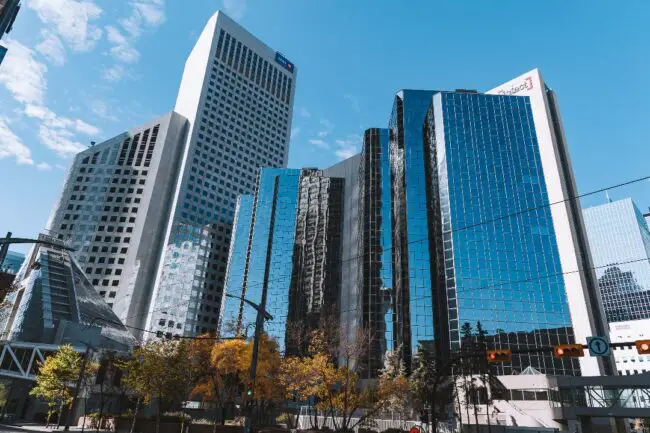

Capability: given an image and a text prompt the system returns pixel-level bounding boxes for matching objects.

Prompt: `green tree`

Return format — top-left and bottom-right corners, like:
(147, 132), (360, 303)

(30, 345), (97, 427)
(117, 340), (188, 433)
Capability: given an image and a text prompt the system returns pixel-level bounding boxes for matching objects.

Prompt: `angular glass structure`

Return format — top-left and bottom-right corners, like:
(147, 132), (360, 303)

(221, 168), (345, 353)
(0, 236), (134, 351)
(424, 91), (579, 375)
(583, 198), (650, 323)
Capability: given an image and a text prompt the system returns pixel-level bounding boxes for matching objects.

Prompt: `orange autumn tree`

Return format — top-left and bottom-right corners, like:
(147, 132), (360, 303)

(280, 327), (410, 432)
(191, 333), (284, 427)
(191, 336), (248, 428)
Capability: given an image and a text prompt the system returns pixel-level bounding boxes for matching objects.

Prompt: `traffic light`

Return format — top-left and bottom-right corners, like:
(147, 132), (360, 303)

(635, 340), (650, 354)
(487, 349), (512, 363)
(553, 344), (584, 358)
(246, 381), (254, 398)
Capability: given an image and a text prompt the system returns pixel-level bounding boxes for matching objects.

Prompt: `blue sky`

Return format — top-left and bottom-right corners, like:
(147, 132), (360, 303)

(1, 1), (650, 251)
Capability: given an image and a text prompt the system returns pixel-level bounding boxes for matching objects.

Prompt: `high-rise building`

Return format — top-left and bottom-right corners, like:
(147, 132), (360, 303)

(46, 112), (188, 331)
(388, 90), (439, 371)
(352, 70), (610, 377)
(147, 11), (296, 337)
(357, 128), (393, 377)
(583, 198), (650, 323)
(0, 0), (21, 64)
(0, 0), (19, 36)
(221, 159), (359, 354)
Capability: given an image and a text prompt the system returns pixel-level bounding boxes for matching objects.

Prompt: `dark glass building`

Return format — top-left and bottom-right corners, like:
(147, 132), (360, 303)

(221, 167), (347, 354)
(358, 128), (394, 377)
(0, 0), (20, 38)
(389, 90), (440, 370)
(0, 0), (21, 65)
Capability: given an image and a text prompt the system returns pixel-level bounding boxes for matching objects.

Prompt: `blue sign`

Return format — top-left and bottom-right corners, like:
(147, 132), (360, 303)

(587, 336), (611, 357)
(275, 52), (294, 74)
(0, 45), (7, 66)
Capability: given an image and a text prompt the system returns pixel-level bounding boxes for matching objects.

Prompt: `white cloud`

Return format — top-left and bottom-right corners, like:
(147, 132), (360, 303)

(91, 100), (118, 121)
(104, 1), (165, 79)
(36, 30), (66, 66)
(0, 40), (47, 104)
(55, 163), (69, 171)
(290, 127), (300, 140)
(0, 117), (34, 165)
(309, 139), (329, 150)
(334, 133), (362, 160)
(25, 0), (103, 52)
(134, 0), (166, 26)
(23, 103), (98, 155)
(344, 93), (361, 112)
(335, 147), (357, 159)
(106, 25), (140, 63)
(223, 0), (246, 20)
(24, 104), (99, 137)
(317, 118), (334, 137)
(38, 124), (87, 155)
(36, 162), (53, 171)
(75, 119), (100, 136)
(106, 25), (128, 45)
(102, 64), (127, 82)
(299, 107), (311, 118)
(111, 44), (141, 63)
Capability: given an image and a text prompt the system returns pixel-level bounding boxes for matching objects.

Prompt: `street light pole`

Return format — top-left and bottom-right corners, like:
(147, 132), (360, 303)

(65, 344), (93, 431)
(224, 293), (273, 433)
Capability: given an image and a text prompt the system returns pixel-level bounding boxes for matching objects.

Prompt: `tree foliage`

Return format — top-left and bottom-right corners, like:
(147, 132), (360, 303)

(280, 327), (409, 431)
(30, 345), (98, 425)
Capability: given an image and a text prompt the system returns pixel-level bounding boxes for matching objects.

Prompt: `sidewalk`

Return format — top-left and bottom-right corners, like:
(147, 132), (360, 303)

(0, 424), (88, 432)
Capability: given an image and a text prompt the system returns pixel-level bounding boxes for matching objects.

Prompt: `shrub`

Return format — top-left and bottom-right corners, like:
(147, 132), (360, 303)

(381, 429), (408, 433)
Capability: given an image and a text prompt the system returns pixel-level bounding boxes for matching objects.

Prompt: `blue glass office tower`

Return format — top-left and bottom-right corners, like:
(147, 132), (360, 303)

(221, 167), (345, 354)
(583, 198), (650, 323)
(358, 128), (393, 377)
(423, 91), (581, 375)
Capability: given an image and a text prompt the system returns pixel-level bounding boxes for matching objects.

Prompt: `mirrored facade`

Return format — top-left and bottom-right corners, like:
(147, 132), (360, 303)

(358, 128), (394, 377)
(389, 90), (439, 370)
(221, 168), (344, 354)
(583, 198), (650, 323)
(424, 91), (579, 375)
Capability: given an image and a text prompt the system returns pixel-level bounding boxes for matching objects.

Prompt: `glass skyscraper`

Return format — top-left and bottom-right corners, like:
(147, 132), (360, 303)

(352, 70), (610, 377)
(221, 167), (347, 354)
(358, 128), (393, 377)
(583, 198), (650, 323)
(424, 91), (578, 375)
(389, 90), (439, 370)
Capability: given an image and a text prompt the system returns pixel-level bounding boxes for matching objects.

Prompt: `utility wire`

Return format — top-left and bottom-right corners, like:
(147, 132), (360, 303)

(105, 173), (650, 336)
